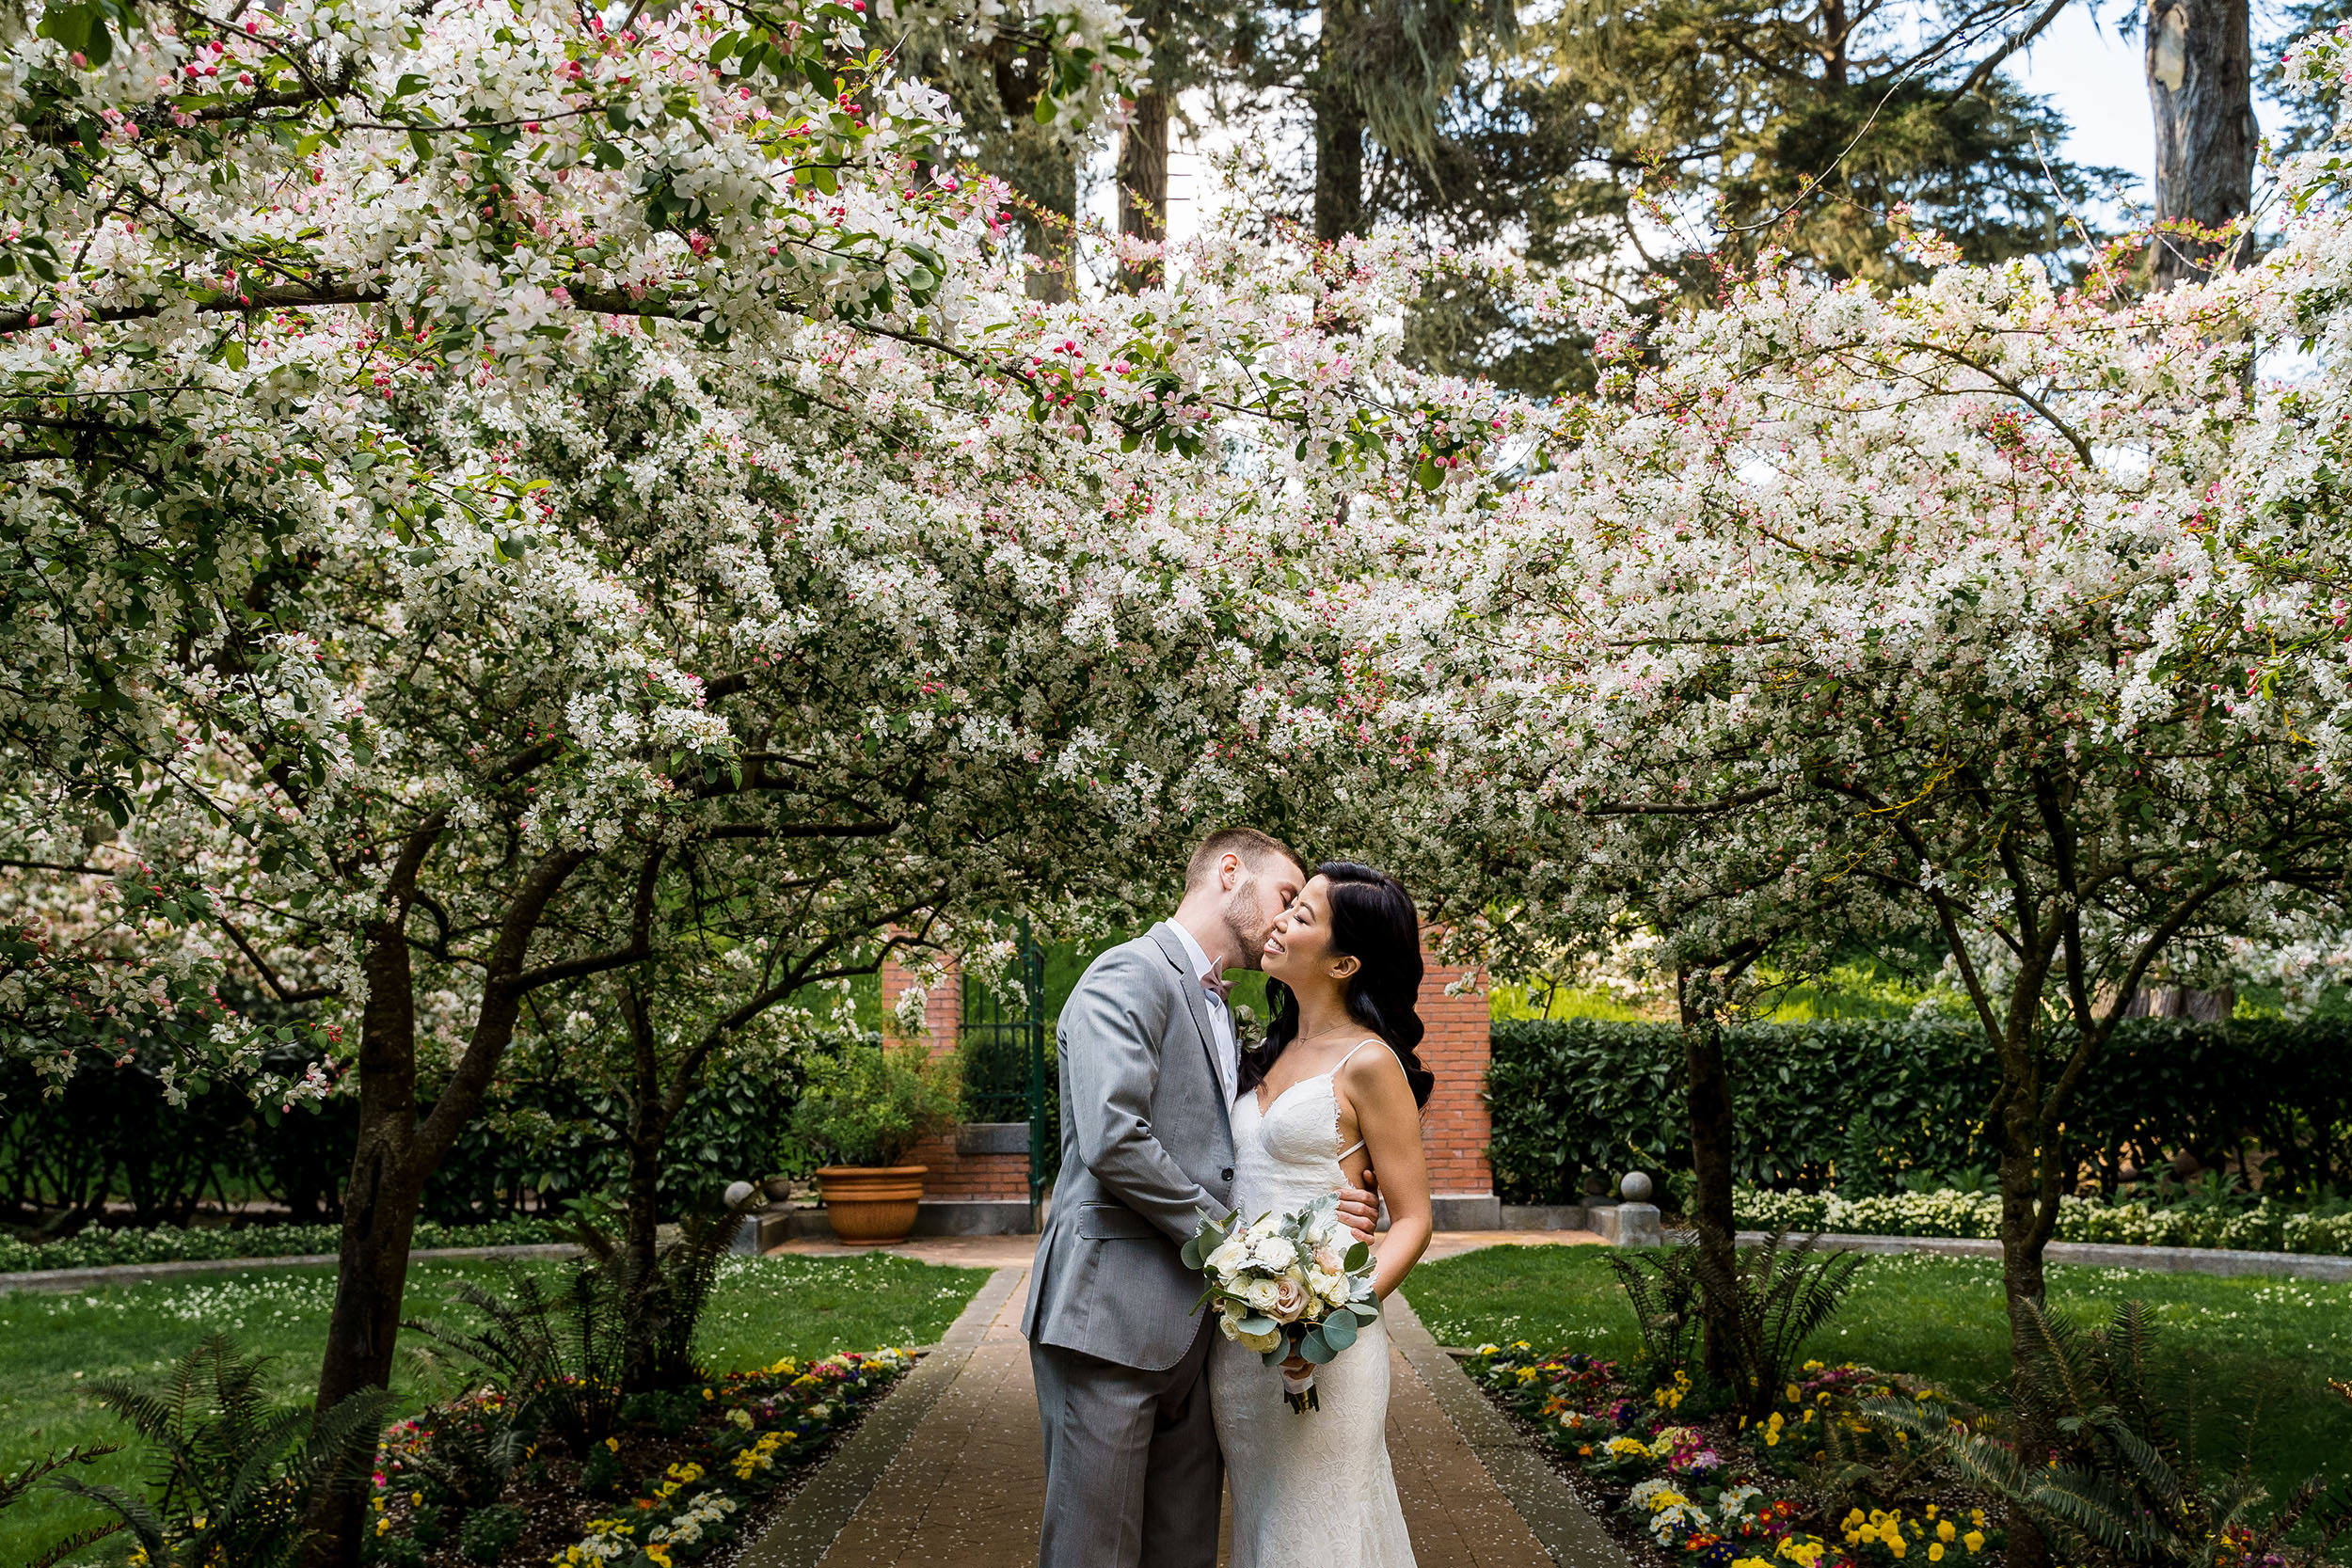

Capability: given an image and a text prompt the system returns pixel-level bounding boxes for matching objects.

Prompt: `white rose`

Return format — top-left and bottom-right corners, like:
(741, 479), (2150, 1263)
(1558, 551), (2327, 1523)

(1243, 1278), (1284, 1315)
(1236, 1324), (1283, 1354)
(1308, 1269), (1347, 1306)
(1249, 1235), (1295, 1272)
(1206, 1238), (1249, 1275)
(1217, 1307), (1242, 1340)
(1266, 1276), (1310, 1323)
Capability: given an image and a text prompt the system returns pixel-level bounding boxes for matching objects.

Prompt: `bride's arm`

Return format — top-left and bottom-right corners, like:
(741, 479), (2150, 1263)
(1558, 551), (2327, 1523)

(1340, 1051), (1432, 1300)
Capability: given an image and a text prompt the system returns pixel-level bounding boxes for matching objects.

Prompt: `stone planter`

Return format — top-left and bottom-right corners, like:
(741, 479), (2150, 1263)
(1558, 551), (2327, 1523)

(816, 1165), (930, 1244)
(761, 1177), (795, 1202)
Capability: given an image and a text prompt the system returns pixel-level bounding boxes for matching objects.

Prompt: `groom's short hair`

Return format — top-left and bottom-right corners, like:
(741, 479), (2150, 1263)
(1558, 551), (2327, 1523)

(1184, 827), (1304, 892)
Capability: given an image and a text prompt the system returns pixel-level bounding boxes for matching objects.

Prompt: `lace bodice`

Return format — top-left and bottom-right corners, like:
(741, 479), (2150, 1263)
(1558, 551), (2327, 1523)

(1228, 1038), (1380, 1222)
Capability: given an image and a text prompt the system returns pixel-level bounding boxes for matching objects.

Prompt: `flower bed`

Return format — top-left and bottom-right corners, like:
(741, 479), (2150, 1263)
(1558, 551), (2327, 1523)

(1733, 1189), (2352, 1257)
(0, 1217), (575, 1275)
(365, 1347), (912, 1566)
(1464, 1344), (2006, 1568)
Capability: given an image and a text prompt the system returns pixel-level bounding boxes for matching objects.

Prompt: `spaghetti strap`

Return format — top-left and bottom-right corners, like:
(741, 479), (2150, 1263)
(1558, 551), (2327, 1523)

(1331, 1038), (1385, 1161)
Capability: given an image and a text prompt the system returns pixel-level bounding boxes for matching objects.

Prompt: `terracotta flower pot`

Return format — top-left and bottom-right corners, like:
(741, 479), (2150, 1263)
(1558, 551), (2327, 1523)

(816, 1165), (929, 1244)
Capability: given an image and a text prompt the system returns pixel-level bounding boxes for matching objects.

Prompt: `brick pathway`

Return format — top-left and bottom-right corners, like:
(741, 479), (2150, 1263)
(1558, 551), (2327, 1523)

(772, 1260), (1603, 1568)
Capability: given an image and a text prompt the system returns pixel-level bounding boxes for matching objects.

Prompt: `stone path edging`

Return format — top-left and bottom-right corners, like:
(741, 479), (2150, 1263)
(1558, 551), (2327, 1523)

(1388, 1294), (1630, 1568)
(1740, 1229), (2352, 1281)
(737, 1264), (1027, 1568)
(0, 1242), (586, 1295)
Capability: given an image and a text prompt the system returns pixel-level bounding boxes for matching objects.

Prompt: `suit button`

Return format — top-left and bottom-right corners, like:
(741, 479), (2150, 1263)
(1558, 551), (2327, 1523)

(1220, 1167), (1234, 1181)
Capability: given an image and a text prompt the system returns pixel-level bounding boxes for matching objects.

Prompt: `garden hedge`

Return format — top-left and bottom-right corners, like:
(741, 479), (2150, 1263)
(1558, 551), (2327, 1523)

(1, 1047), (797, 1233)
(1486, 1016), (2352, 1204)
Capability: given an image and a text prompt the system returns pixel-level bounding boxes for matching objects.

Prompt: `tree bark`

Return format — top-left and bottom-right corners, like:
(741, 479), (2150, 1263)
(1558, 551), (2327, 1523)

(1117, 90), (1170, 293)
(1313, 90), (1366, 243)
(2145, 0), (2255, 284)
(1995, 1084), (2058, 1568)
(1677, 966), (1741, 1388)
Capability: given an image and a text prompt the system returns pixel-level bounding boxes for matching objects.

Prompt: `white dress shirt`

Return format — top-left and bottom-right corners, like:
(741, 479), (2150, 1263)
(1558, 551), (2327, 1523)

(1168, 918), (1239, 1102)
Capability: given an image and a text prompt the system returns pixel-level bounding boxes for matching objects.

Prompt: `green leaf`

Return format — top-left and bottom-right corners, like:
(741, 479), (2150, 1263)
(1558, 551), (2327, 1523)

(1321, 1311), (1357, 1351)
(1343, 1240), (1370, 1273)
(1297, 1328), (1336, 1364)
(1032, 90), (1057, 125)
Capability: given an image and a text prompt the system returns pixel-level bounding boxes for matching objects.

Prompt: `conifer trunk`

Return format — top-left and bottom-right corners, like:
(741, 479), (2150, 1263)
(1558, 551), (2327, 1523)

(2146, 0), (2255, 283)
(1677, 967), (1740, 1388)
(1119, 90), (1170, 291)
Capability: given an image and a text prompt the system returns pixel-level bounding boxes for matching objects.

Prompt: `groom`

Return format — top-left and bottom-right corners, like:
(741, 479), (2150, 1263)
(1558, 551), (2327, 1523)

(1022, 827), (1382, 1568)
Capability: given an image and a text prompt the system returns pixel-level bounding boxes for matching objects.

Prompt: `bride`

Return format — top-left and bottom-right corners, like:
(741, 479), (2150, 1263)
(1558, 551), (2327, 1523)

(1209, 861), (1437, 1567)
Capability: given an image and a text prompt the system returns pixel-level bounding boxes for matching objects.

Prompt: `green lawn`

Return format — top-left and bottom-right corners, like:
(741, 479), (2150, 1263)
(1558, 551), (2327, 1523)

(1408, 1243), (2352, 1509)
(0, 1251), (988, 1564)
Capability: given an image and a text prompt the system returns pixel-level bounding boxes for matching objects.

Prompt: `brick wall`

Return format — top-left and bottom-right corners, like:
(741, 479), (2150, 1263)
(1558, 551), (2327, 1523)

(1417, 954), (1494, 1201)
(878, 954), (1030, 1202)
(874, 943), (1497, 1208)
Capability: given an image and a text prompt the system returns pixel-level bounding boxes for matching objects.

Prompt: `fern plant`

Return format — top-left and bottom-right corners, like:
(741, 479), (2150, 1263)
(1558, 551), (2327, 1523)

(47, 1334), (389, 1568)
(1868, 1300), (2352, 1568)
(1610, 1230), (1865, 1418)
(0, 1443), (127, 1568)
(405, 1269), (628, 1453)
(1603, 1237), (1704, 1378)
(569, 1196), (749, 1392)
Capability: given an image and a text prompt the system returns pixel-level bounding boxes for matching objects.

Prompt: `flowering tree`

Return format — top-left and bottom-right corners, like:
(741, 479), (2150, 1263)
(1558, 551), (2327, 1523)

(1, 0), (1548, 1558)
(1375, 186), (2352, 1555)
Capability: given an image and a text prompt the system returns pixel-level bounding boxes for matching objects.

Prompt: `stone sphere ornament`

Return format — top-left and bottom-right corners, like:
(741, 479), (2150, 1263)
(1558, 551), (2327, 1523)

(1619, 1171), (1654, 1203)
(723, 1180), (757, 1210)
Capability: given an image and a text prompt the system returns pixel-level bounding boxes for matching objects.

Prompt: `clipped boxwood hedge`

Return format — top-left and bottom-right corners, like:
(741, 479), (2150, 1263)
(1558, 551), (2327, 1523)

(1486, 1016), (2352, 1206)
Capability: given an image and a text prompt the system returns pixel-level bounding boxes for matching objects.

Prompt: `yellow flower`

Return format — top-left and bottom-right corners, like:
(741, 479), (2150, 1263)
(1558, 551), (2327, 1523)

(1971, 1512), (1986, 1528)
(1846, 1511), (1866, 1528)
(411, 1493), (422, 1508)
(1765, 1431), (1780, 1447)
(1926, 1506), (1939, 1520)
(1890, 1540), (1907, 1559)
(1938, 1522), (1956, 1544)
(606, 1436), (620, 1452)
(1963, 1532), (1985, 1553)
(1930, 1546), (1945, 1561)
(1787, 1383), (1803, 1404)
(376, 1518), (390, 1536)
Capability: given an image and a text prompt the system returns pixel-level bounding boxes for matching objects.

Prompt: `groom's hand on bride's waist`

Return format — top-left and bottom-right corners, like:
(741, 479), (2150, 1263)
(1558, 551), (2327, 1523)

(1336, 1173), (1380, 1244)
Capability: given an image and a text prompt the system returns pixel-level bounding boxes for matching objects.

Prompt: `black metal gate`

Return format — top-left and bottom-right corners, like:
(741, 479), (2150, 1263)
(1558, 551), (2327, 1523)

(958, 932), (1055, 1221)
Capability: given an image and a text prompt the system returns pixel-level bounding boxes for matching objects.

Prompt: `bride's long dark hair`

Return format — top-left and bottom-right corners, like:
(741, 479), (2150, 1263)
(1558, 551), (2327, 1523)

(1237, 861), (1435, 1109)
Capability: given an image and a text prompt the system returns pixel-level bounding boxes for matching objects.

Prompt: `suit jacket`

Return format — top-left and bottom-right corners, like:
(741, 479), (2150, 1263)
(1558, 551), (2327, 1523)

(1021, 923), (1237, 1370)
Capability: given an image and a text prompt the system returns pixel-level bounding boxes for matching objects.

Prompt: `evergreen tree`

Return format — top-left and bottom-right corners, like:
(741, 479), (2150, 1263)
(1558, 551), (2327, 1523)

(1386, 0), (2125, 392)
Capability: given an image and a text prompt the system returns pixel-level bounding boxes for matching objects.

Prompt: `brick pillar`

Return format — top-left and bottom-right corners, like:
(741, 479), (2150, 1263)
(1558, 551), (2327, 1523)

(1416, 951), (1498, 1228)
(876, 952), (1033, 1220)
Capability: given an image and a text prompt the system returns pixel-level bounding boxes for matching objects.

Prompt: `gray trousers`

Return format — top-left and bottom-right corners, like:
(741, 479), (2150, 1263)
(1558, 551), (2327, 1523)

(1031, 1317), (1221, 1568)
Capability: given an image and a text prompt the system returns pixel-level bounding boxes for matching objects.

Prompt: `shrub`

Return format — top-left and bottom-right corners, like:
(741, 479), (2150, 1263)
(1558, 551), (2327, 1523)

(787, 1037), (960, 1169)
(51, 1335), (390, 1568)
(457, 1502), (527, 1564)
(1488, 1017), (2352, 1204)
(1731, 1186), (2352, 1256)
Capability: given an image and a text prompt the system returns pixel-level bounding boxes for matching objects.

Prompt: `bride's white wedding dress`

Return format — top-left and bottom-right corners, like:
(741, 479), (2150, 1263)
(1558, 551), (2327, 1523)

(1209, 1039), (1417, 1568)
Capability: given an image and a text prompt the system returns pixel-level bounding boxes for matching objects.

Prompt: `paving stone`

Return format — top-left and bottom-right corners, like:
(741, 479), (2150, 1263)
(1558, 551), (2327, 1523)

(803, 1262), (1611, 1568)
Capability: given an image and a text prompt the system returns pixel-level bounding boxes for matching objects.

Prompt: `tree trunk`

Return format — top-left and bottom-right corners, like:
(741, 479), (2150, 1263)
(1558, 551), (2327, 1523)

(1677, 967), (1740, 1388)
(619, 986), (668, 1392)
(1995, 1082), (2057, 1568)
(301, 911), (428, 1568)
(2146, 0), (2255, 284)
(1313, 91), (1366, 243)
(1117, 90), (1170, 293)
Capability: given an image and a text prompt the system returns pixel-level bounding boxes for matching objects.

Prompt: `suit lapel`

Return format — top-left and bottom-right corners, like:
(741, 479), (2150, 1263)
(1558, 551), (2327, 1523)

(1151, 923), (1232, 1126)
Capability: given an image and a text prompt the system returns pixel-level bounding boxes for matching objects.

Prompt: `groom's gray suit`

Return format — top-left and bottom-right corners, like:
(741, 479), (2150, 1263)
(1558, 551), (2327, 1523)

(1023, 922), (1236, 1568)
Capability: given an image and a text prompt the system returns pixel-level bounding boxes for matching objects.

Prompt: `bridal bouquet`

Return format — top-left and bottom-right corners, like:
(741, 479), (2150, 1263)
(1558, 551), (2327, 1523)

(1184, 1194), (1381, 1413)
